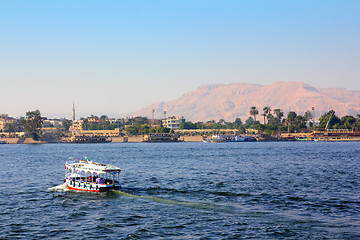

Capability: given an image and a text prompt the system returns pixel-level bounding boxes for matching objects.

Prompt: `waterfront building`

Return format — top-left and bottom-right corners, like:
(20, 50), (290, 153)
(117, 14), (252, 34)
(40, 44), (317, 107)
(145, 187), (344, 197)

(43, 119), (63, 128)
(162, 116), (185, 129)
(78, 128), (120, 137)
(69, 120), (84, 132)
(0, 116), (16, 132)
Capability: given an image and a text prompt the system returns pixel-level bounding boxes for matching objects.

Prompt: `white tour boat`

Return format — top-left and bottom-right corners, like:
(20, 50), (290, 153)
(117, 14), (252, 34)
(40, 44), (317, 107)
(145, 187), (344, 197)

(64, 158), (121, 192)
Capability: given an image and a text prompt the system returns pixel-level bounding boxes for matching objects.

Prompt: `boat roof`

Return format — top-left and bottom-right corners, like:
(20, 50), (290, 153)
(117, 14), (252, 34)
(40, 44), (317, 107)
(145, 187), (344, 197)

(65, 158), (121, 173)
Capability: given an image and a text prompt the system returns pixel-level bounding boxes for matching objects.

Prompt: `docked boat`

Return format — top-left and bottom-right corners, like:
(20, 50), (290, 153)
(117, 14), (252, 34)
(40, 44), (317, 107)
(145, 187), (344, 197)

(143, 133), (184, 142)
(311, 130), (360, 141)
(209, 134), (227, 143)
(64, 158), (121, 192)
(68, 135), (112, 143)
(203, 134), (257, 143)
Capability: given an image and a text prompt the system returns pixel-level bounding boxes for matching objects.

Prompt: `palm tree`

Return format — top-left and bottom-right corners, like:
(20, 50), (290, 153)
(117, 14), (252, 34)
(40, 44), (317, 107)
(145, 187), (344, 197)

(263, 106), (271, 124)
(261, 113), (267, 124)
(249, 106), (259, 123)
(273, 109), (284, 120)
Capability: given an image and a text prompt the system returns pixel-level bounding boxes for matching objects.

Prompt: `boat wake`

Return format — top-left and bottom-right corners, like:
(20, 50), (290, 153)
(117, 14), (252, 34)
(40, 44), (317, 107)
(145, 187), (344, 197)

(112, 190), (235, 214)
(48, 183), (69, 192)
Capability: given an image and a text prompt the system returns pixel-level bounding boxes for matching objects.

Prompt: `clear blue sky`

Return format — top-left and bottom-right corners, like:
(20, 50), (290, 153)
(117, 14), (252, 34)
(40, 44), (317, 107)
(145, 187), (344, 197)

(1, 0), (359, 118)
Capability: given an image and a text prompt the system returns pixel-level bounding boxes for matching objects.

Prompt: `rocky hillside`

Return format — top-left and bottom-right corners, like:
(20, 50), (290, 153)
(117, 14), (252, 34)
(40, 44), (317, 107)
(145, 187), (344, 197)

(130, 81), (360, 122)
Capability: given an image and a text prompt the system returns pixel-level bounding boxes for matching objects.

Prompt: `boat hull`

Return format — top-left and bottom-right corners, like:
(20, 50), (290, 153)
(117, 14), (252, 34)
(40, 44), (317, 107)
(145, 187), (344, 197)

(65, 180), (121, 192)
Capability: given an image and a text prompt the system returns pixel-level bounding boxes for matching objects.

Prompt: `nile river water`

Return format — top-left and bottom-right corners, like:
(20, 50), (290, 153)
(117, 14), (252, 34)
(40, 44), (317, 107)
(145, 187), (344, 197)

(0, 142), (359, 239)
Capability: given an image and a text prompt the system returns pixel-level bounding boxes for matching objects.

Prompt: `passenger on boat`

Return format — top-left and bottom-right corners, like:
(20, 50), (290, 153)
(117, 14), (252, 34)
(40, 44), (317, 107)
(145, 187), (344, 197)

(96, 177), (104, 184)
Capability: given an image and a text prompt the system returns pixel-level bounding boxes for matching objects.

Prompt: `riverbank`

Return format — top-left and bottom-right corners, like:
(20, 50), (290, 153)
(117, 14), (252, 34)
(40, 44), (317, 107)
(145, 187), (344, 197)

(0, 135), (204, 144)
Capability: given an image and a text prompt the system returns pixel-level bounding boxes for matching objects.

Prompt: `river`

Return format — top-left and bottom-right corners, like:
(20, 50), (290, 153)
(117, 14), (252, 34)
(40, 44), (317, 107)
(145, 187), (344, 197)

(0, 142), (359, 239)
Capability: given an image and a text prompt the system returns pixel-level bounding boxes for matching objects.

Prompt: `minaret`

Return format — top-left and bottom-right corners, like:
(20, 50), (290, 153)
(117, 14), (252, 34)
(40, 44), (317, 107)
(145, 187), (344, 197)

(72, 102), (76, 123)
(152, 109), (155, 128)
(312, 106), (315, 131)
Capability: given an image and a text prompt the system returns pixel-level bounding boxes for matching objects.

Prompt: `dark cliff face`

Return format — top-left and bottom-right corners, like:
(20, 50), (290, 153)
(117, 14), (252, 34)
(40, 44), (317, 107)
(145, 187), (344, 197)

(131, 81), (360, 122)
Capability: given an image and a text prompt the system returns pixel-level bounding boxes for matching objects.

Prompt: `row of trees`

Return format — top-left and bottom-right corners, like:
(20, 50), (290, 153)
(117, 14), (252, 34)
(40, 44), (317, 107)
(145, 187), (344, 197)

(81, 115), (119, 130)
(124, 125), (173, 135)
(180, 107), (360, 134)
(7, 108), (360, 140)
(248, 106), (360, 133)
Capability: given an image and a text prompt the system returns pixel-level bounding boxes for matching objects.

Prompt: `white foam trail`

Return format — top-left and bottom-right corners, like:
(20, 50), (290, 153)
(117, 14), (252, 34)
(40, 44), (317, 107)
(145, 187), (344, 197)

(48, 183), (68, 192)
(113, 190), (235, 213)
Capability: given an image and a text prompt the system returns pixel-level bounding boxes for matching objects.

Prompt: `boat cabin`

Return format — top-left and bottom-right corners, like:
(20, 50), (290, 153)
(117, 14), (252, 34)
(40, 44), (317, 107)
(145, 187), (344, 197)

(65, 159), (121, 192)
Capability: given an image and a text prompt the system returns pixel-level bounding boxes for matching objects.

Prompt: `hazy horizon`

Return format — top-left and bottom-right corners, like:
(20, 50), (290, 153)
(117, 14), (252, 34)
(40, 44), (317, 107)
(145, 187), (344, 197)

(6, 80), (360, 121)
(1, 1), (359, 118)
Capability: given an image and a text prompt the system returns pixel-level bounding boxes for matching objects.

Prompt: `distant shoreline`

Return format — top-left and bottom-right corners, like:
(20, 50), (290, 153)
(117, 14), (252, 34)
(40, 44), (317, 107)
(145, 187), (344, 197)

(0, 136), (204, 144)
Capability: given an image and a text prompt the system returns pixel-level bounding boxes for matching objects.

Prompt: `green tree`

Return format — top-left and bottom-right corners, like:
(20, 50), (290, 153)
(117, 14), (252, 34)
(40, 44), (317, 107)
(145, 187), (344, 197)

(234, 118), (242, 125)
(273, 109), (284, 120)
(218, 119), (226, 125)
(4, 123), (15, 133)
(126, 117), (148, 125)
(303, 111), (313, 121)
(341, 115), (356, 130)
(355, 114), (360, 130)
(262, 106), (271, 124)
(294, 115), (307, 132)
(261, 113), (266, 124)
(141, 124), (150, 134)
(155, 127), (171, 133)
(287, 111), (297, 121)
(245, 116), (254, 126)
(24, 110), (43, 140)
(62, 120), (71, 131)
(180, 121), (197, 129)
(318, 110), (341, 129)
(125, 126), (138, 135)
(249, 106), (259, 122)
(268, 115), (280, 129)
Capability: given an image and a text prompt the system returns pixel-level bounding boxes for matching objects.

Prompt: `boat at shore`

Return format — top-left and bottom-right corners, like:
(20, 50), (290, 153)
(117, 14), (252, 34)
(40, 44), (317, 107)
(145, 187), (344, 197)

(143, 133), (184, 142)
(203, 134), (257, 143)
(68, 135), (112, 143)
(311, 130), (360, 141)
(64, 158), (121, 192)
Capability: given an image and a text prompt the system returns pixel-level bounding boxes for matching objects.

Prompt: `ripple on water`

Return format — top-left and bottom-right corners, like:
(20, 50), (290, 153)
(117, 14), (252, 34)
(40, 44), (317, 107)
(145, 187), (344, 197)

(1, 142), (360, 239)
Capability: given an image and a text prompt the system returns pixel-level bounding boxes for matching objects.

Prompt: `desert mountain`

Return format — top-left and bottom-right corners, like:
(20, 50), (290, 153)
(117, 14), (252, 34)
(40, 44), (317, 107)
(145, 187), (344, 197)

(130, 81), (360, 122)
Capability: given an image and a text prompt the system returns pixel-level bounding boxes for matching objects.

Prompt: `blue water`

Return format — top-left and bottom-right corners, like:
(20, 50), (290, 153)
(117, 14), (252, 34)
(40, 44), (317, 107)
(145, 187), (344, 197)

(0, 142), (359, 239)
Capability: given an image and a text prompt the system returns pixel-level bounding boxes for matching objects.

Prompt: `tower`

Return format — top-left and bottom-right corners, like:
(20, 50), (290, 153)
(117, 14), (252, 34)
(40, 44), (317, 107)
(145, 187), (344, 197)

(312, 106), (315, 131)
(72, 102), (76, 122)
(152, 109), (155, 128)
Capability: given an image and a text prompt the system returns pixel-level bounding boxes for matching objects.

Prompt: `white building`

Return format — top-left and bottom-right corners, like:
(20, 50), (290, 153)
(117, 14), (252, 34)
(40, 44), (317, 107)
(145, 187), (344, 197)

(162, 116), (185, 129)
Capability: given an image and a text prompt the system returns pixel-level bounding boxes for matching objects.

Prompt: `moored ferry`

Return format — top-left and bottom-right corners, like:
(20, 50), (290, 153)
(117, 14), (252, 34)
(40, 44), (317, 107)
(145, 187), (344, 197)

(311, 130), (360, 141)
(143, 133), (184, 142)
(64, 158), (121, 192)
(68, 135), (112, 143)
